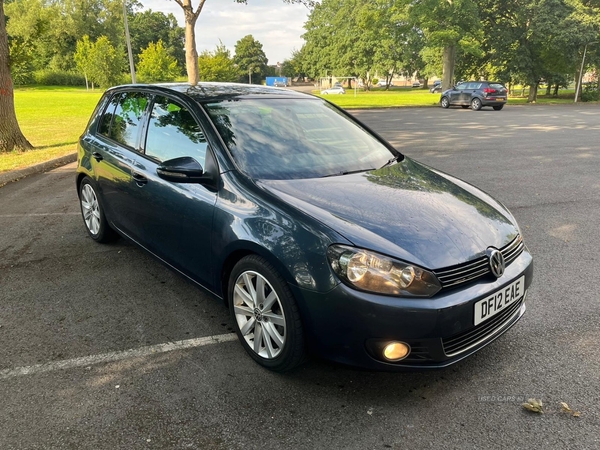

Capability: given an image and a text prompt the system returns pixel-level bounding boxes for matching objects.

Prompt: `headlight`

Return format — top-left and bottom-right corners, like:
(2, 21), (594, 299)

(327, 245), (441, 297)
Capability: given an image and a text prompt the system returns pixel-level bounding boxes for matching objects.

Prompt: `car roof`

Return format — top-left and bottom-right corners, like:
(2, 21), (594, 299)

(104, 82), (311, 103)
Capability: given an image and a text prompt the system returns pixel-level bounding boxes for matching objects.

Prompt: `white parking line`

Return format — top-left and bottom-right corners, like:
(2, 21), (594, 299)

(0, 333), (238, 380)
(0, 213), (80, 217)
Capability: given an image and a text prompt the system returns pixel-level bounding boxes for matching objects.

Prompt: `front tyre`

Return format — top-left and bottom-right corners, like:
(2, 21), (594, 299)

(229, 255), (305, 371)
(471, 97), (482, 111)
(440, 96), (450, 108)
(79, 177), (117, 243)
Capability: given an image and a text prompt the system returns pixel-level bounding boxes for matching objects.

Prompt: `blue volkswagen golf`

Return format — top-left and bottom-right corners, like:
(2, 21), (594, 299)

(76, 83), (533, 371)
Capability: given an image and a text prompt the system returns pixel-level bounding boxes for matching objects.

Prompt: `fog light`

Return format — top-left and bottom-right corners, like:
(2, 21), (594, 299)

(383, 342), (410, 361)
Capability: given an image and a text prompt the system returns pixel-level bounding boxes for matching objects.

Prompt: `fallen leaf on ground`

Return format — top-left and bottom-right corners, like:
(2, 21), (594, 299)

(522, 398), (543, 414)
(561, 402), (581, 417)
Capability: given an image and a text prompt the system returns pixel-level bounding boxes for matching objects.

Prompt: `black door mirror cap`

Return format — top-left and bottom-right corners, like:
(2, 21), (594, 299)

(157, 156), (206, 183)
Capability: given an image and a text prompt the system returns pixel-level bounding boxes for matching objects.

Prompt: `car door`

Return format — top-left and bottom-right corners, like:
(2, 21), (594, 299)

(449, 83), (466, 104)
(123, 95), (218, 287)
(92, 91), (152, 231)
(463, 82), (482, 104)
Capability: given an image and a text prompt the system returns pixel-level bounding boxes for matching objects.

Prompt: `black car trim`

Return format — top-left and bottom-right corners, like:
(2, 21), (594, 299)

(442, 293), (526, 356)
(434, 235), (524, 289)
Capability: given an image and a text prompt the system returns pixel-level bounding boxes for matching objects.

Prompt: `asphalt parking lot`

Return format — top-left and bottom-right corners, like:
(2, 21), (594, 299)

(1, 104), (599, 449)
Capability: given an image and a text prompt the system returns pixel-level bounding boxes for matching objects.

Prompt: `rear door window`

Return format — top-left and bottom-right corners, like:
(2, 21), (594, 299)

(98, 92), (151, 150)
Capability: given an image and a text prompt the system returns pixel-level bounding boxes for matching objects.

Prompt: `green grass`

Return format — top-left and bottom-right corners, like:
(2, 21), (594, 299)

(1, 86), (103, 173)
(315, 86), (578, 108)
(317, 88), (442, 108)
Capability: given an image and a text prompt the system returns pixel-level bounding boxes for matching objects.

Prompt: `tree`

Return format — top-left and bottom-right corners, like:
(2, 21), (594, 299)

(170, 0), (314, 86)
(74, 35), (94, 89)
(198, 42), (238, 82)
(0, 0), (33, 152)
(87, 36), (122, 88)
(477, 0), (599, 102)
(234, 34), (268, 84)
(137, 40), (180, 82)
(409, 0), (481, 91)
(302, 0), (380, 88)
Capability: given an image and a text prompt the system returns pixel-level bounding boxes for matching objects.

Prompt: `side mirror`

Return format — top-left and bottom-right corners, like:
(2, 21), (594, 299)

(156, 156), (207, 184)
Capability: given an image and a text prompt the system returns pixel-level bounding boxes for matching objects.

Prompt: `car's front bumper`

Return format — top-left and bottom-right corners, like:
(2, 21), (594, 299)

(292, 250), (533, 370)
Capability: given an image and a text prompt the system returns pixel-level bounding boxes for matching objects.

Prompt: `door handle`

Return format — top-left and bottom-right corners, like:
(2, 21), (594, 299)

(132, 172), (148, 186)
(92, 152), (103, 162)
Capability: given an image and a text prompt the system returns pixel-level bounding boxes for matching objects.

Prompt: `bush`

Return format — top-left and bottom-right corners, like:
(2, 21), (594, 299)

(581, 84), (600, 102)
(33, 70), (87, 86)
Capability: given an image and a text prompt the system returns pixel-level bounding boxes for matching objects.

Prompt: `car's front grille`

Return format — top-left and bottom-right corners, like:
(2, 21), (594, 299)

(442, 297), (524, 356)
(433, 235), (524, 289)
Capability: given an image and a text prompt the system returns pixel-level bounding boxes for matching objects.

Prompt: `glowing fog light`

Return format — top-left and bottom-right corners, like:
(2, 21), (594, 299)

(383, 342), (410, 361)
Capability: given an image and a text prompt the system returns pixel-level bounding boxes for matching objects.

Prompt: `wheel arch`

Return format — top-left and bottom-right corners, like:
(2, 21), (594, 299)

(218, 241), (297, 308)
(76, 172), (88, 196)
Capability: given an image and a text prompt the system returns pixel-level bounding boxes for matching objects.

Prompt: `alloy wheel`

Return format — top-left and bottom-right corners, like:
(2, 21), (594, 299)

(233, 270), (286, 359)
(80, 184), (101, 235)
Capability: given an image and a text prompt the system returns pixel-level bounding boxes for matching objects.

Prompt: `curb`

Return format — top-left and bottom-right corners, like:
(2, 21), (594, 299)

(0, 153), (77, 188)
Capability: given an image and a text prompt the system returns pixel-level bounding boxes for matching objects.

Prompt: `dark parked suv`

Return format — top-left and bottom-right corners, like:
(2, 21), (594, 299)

(440, 81), (508, 110)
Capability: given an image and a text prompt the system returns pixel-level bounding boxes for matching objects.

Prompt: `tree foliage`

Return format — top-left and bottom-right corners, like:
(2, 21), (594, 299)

(234, 34), (268, 83)
(137, 40), (180, 82)
(198, 43), (238, 82)
(74, 34), (122, 88)
(5, 0), (185, 86)
(299, 0), (600, 101)
(128, 9), (184, 71)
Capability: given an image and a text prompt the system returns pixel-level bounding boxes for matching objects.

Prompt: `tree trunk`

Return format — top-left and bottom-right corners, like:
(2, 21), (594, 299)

(441, 44), (456, 91)
(527, 83), (538, 103)
(184, 13), (199, 85)
(176, 0), (206, 86)
(0, 0), (32, 153)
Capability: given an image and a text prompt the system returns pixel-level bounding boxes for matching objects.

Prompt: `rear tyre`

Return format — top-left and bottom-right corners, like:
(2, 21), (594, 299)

(229, 255), (305, 372)
(78, 177), (117, 243)
(440, 96), (450, 108)
(471, 97), (482, 111)
(493, 105), (504, 111)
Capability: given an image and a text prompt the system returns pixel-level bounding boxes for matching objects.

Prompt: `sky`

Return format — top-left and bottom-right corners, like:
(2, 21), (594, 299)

(139, 0), (311, 65)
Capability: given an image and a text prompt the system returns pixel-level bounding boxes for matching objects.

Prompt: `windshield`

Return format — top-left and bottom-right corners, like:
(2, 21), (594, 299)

(204, 98), (394, 180)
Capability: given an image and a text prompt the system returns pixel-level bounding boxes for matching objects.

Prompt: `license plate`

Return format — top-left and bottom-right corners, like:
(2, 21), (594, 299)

(474, 276), (525, 325)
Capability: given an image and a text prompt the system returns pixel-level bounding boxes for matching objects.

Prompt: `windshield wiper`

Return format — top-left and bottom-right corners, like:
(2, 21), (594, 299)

(321, 168), (375, 178)
(379, 153), (403, 169)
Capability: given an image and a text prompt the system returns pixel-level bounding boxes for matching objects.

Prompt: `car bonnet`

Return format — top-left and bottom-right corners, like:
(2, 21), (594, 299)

(258, 158), (518, 269)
